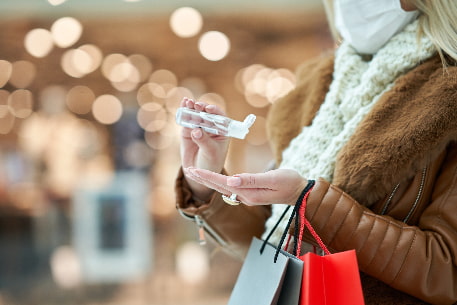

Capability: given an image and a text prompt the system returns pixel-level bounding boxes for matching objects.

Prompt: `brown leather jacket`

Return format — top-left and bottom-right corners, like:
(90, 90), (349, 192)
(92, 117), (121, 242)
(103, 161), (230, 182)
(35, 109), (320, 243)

(175, 54), (457, 304)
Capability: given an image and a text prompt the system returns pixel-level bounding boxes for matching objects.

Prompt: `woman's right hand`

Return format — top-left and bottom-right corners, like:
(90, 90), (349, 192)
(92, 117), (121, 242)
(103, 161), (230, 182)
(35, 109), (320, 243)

(179, 97), (230, 201)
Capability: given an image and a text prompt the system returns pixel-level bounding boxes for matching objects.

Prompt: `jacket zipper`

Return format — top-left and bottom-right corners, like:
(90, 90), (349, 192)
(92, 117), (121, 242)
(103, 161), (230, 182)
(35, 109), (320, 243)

(380, 167), (427, 223)
(195, 215), (207, 245)
(178, 210), (227, 247)
(403, 166), (427, 223)
(380, 183), (400, 215)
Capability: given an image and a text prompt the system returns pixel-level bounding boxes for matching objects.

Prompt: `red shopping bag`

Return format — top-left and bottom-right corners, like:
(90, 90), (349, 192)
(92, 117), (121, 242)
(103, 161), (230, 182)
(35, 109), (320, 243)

(299, 249), (364, 305)
(296, 185), (365, 305)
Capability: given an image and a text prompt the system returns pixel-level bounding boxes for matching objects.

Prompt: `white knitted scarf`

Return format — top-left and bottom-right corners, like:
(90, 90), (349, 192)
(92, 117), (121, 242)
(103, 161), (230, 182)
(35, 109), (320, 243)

(262, 20), (436, 245)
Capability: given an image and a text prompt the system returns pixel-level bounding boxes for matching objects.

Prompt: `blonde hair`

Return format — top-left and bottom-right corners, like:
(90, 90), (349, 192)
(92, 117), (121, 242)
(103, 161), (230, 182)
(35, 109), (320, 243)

(323, 0), (457, 65)
(413, 0), (457, 65)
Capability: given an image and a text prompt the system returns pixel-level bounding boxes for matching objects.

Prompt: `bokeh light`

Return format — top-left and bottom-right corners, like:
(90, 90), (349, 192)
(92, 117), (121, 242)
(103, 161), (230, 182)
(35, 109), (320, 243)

(101, 53), (143, 91)
(129, 54), (153, 82)
(0, 90), (13, 134)
(169, 7), (203, 38)
(197, 92), (226, 110)
(92, 95), (123, 125)
(235, 64), (296, 107)
(50, 246), (82, 289)
(0, 111), (15, 135)
(24, 28), (54, 58)
(9, 60), (36, 88)
(51, 17), (83, 48)
(8, 89), (34, 118)
(164, 86), (193, 113)
(102, 53), (127, 80)
(77, 44), (103, 74)
(0, 89), (9, 118)
(136, 83), (156, 106)
(66, 85), (95, 115)
(175, 241), (210, 284)
(61, 50), (80, 78)
(198, 31), (230, 61)
(110, 62), (141, 92)
(0, 60), (12, 88)
(149, 69), (178, 87)
(137, 102), (168, 132)
(61, 45), (102, 78)
(144, 130), (175, 150)
(47, 0), (67, 5)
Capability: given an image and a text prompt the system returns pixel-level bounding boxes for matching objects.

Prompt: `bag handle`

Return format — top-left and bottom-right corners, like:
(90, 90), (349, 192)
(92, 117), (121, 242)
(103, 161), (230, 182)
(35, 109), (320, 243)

(296, 186), (331, 256)
(260, 204), (291, 256)
(260, 180), (316, 262)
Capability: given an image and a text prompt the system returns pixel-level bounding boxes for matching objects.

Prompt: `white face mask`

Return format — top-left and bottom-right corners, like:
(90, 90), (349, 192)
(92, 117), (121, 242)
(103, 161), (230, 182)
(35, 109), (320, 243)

(334, 0), (419, 54)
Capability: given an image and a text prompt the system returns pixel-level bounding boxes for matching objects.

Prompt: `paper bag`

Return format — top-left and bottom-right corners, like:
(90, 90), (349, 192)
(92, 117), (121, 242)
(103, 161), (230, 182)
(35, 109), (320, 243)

(299, 249), (365, 305)
(296, 182), (365, 305)
(228, 237), (303, 305)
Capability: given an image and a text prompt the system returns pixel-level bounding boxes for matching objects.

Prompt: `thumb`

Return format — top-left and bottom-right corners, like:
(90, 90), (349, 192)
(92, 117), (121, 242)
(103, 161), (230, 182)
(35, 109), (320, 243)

(190, 128), (227, 156)
(191, 128), (213, 147)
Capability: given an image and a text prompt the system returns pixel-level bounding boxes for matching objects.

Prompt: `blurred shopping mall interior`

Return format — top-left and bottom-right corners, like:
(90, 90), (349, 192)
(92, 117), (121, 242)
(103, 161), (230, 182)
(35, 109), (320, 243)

(0, 0), (332, 304)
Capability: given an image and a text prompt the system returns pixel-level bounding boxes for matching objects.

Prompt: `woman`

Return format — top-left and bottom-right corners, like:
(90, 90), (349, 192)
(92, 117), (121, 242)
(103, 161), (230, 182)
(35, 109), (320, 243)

(175, 0), (457, 304)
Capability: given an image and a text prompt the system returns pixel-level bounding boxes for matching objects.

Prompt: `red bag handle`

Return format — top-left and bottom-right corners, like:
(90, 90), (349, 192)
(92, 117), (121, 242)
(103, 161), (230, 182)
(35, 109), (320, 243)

(296, 184), (331, 256)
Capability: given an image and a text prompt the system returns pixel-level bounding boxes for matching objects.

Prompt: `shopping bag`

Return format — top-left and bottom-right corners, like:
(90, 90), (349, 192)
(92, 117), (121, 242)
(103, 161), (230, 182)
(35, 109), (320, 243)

(228, 237), (303, 305)
(299, 249), (365, 305)
(296, 182), (365, 305)
(228, 201), (305, 305)
(278, 248), (303, 305)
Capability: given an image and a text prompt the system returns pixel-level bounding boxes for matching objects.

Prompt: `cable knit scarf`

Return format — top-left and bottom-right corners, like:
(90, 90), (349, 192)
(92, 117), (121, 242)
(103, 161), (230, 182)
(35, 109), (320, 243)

(262, 19), (436, 245)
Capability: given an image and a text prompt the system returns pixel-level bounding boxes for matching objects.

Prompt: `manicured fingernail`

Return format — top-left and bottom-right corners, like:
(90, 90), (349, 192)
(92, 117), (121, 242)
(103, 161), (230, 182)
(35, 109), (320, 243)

(184, 167), (199, 177)
(191, 128), (202, 139)
(227, 176), (242, 187)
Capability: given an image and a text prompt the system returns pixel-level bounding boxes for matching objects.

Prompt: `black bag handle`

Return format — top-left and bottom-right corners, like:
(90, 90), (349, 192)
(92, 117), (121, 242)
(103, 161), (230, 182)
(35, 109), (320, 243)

(260, 180), (315, 263)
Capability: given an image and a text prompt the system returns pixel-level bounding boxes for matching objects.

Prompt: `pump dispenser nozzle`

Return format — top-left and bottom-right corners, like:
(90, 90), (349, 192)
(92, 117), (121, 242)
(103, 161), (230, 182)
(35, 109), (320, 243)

(175, 107), (256, 139)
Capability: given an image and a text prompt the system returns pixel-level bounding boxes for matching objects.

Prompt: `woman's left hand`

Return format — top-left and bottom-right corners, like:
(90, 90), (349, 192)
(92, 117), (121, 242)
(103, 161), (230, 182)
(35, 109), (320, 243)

(183, 167), (309, 206)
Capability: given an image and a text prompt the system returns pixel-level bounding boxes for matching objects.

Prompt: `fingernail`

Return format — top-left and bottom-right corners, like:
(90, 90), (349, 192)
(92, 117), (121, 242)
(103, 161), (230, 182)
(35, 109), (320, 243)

(227, 176), (242, 187)
(184, 167), (199, 177)
(191, 128), (202, 139)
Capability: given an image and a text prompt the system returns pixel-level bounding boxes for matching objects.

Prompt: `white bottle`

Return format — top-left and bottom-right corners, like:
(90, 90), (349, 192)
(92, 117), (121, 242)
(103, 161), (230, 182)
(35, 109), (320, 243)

(175, 107), (256, 139)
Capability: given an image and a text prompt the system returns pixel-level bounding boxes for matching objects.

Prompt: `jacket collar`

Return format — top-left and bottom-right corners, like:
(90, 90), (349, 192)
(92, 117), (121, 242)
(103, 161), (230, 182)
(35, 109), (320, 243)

(333, 55), (457, 205)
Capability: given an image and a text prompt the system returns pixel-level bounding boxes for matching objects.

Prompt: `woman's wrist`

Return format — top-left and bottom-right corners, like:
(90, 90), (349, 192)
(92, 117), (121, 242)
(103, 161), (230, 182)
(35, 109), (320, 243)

(184, 174), (215, 203)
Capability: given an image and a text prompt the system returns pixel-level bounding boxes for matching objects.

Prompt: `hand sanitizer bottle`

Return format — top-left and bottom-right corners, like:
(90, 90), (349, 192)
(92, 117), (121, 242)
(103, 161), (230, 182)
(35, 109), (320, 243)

(175, 107), (256, 139)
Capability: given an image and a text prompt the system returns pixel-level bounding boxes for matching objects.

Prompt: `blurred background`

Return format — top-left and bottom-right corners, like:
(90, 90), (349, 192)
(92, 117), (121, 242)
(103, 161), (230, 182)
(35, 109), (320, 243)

(0, 0), (332, 304)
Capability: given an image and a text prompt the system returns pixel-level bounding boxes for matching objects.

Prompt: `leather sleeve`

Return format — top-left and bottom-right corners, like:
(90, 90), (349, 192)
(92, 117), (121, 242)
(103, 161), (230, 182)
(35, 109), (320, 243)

(305, 156), (457, 305)
(175, 168), (272, 260)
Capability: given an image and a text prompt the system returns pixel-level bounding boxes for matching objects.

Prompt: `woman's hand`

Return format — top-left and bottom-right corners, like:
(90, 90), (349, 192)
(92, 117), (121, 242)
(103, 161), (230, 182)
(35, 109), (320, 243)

(180, 97), (230, 201)
(183, 167), (309, 206)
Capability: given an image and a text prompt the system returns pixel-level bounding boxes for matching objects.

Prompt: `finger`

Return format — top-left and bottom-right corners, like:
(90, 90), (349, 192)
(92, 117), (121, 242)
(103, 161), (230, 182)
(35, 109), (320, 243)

(186, 167), (228, 187)
(180, 97), (190, 107)
(190, 127), (229, 152)
(184, 167), (232, 195)
(194, 101), (209, 112)
(204, 104), (226, 116)
(184, 168), (280, 206)
(227, 172), (276, 189)
(184, 98), (197, 109)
